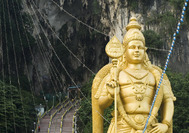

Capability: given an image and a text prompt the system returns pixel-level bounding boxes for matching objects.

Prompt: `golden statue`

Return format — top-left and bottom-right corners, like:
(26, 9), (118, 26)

(92, 17), (176, 133)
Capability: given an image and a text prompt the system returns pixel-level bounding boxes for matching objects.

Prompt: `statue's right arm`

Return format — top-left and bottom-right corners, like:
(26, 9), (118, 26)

(98, 75), (114, 109)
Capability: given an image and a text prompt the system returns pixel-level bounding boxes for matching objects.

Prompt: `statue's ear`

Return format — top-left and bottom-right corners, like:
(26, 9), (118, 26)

(145, 47), (148, 51)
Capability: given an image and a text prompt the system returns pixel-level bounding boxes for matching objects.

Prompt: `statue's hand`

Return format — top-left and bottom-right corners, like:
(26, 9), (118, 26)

(149, 123), (168, 133)
(107, 79), (118, 88)
(106, 79), (119, 97)
(106, 66), (120, 96)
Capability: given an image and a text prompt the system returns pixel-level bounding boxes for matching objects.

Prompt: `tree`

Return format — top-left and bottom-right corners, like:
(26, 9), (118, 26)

(166, 71), (189, 133)
(0, 81), (36, 133)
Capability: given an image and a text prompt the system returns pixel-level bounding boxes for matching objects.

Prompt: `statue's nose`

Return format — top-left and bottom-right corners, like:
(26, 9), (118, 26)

(135, 47), (139, 51)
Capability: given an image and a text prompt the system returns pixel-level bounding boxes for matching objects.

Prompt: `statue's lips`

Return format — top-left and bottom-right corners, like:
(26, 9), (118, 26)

(134, 54), (140, 57)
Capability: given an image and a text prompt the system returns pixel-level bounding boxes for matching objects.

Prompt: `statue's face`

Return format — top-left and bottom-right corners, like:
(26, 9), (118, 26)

(125, 40), (145, 64)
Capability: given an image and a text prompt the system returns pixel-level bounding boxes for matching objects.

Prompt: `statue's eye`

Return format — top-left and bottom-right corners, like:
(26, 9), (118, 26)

(138, 46), (145, 49)
(129, 45), (135, 49)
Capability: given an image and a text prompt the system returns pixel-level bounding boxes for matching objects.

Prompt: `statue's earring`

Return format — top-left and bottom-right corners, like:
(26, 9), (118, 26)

(123, 46), (126, 53)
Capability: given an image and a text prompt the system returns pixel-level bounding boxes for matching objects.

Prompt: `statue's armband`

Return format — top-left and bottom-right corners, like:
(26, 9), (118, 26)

(162, 79), (176, 102)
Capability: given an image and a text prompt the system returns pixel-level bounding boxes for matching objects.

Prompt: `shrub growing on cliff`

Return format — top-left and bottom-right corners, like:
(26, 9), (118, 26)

(143, 30), (163, 49)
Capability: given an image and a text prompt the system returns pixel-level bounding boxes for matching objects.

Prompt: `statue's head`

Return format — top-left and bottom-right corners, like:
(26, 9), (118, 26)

(122, 17), (146, 64)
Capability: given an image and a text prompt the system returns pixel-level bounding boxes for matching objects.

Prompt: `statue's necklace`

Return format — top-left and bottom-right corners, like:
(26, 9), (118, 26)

(124, 70), (149, 101)
(124, 69), (149, 80)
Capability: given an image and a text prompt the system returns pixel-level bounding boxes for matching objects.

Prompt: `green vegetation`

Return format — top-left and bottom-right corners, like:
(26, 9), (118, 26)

(143, 30), (164, 56)
(77, 76), (93, 132)
(127, 0), (138, 10)
(0, 81), (36, 133)
(92, 0), (101, 15)
(0, 0), (47, 132)
(127, 0), (153, 11)
(166, 70), (189, 132)
(143, 30), (163, 49)
(159, 12), (177, 35)
(146, 11), (176, 36)
(186, 9), (189, 25)
(168, 0), (185, 10)
(0, 0), (36, 83)
(168, 0), (189, 25)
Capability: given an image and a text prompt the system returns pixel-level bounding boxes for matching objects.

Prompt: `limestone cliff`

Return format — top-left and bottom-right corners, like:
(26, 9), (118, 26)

(24, 0), (189, 93)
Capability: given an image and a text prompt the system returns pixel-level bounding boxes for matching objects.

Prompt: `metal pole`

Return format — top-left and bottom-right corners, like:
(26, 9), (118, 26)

(39, 104), (42, 117)
(34, 122), (36, 132)
(67, 88), (69, 99)
(53, 96), (54, 107)
(59, 92), (61, 103)
(46, 100), (48, 111)
(72, 116), (75, 133)
(75, 116), (77, 133)
(60, 92), (61, 103)
(112, 59), (118, 133)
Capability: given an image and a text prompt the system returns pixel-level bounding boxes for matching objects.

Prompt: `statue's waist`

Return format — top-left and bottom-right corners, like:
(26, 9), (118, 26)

(114, 113), (151, 125)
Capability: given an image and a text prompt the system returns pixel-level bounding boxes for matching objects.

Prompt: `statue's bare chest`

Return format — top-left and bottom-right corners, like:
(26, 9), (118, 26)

(119, 69), (156, 101)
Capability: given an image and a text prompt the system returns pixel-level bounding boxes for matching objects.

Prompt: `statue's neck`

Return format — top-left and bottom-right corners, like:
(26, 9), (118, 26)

(127, 63), (144, 70)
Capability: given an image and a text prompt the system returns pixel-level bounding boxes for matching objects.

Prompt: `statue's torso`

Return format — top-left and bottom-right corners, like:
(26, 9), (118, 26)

(119, 68), (156, 114)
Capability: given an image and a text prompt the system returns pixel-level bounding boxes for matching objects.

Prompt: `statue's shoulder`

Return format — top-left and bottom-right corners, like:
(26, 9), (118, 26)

(150, 65), (176, 101)
(151, 65), (169, 80)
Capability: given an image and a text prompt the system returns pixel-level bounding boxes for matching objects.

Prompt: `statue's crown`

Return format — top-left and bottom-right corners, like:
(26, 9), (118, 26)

(123, 17), (145, 47)
(126, 17), (141, 31)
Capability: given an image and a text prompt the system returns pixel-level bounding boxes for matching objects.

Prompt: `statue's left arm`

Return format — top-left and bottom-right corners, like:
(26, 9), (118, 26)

(150, 78), (176, 133)
(161, 87), (174, 127)
(161, 78), (176, 127)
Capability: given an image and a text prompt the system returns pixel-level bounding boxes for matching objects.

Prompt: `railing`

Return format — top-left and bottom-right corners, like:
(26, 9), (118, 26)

(40, 111), (46, 119)
(48, 99), (70, 133)
(60, 109), (68, 133)
(72, 113), (76, 133)
(34, 97), (69, 133)
(55, 96), (67, 108)
(34, 104), (54, 133)
(60, 100), (79, 133)
(62, 98), (69, 105)
(72, 105), (81, 133)
(55, 102), (60, 108)
(34, 112), (41, 133)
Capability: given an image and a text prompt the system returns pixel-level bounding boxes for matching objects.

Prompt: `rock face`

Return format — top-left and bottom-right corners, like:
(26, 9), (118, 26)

(24, 0), (189, 93)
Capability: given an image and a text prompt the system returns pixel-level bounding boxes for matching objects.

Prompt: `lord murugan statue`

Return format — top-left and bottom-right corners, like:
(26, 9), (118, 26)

(92, 17), (176, 133)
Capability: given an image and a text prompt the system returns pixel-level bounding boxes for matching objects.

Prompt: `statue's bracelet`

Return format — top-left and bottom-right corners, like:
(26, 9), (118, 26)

(162, 120), (171, 127)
